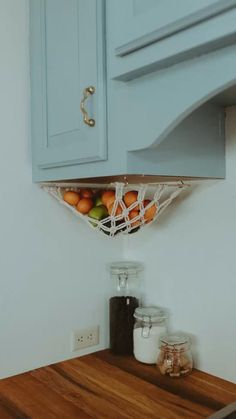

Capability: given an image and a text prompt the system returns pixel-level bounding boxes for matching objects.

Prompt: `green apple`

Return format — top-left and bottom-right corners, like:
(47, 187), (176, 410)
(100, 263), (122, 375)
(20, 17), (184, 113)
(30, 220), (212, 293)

(88, 205), (108, 221)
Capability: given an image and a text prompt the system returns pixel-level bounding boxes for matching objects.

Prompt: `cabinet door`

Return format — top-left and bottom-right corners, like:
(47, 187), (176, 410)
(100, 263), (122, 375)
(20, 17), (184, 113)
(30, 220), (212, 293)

(30, 0), (107, 170)
(111, 0), (236, 56)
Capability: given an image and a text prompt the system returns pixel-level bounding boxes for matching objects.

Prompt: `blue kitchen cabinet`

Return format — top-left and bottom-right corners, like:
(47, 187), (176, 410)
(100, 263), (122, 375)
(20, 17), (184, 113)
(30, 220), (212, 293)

(108, 0), (236, 81)
(30, 0), (107, 178)
(30, 1), (236, 182)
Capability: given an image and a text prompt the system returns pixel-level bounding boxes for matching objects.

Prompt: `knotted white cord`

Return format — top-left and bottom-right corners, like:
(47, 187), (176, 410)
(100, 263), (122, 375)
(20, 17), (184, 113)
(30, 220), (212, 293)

(42, 182), (189, 238)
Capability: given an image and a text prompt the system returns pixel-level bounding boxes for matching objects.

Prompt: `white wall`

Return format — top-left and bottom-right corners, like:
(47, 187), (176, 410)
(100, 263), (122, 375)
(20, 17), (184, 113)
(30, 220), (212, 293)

(0, 0), (122, 379)
(125, 106), (236, 383)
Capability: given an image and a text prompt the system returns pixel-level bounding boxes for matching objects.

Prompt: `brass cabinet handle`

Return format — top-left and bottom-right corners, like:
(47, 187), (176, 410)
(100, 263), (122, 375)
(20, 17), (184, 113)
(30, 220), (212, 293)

(80, 86), (95, 127)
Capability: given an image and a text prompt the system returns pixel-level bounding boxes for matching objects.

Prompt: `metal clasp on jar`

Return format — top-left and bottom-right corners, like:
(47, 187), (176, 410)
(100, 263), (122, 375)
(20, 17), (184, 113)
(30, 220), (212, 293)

(141, 316), (152, 338)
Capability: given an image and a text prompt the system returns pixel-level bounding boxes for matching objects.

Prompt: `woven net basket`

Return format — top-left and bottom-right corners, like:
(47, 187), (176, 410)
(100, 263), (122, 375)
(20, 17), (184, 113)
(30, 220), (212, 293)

(42, 181), (189, 237)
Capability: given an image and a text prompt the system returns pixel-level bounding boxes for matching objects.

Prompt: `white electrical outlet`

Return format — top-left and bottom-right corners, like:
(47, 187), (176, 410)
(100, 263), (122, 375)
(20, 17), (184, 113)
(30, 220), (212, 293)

(72, 326), (99, 351)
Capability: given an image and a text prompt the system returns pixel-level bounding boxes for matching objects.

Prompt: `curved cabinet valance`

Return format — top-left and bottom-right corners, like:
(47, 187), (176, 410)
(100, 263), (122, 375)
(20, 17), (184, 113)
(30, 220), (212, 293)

(106, 43), (236, 178)
(115, 44), (236, 153)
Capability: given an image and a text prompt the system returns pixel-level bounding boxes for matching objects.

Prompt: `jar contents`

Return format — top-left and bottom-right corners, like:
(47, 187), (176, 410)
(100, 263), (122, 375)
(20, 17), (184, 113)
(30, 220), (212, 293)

(133, 307), (167, 364)
(157, 334), (193, 377)
(110, 296), (139, 354)
(109, 261), (142, 355)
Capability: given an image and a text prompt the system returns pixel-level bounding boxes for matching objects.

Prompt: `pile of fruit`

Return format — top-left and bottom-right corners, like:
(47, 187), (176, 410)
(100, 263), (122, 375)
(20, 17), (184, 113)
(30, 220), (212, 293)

(63, 188), (158, 235)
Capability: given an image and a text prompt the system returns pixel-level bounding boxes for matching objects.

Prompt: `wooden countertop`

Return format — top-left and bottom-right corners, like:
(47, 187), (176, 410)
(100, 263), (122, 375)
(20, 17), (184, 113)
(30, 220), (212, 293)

(0, 350), (235, 418)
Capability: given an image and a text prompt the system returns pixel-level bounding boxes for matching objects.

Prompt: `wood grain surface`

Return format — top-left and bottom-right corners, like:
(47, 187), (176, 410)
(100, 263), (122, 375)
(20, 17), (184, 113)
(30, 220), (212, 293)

(0, 350), (235, 419)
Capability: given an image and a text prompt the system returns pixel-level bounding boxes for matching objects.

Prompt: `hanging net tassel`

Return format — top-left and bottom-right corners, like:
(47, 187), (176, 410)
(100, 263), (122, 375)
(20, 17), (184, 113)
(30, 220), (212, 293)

(42, 181), (189, 237)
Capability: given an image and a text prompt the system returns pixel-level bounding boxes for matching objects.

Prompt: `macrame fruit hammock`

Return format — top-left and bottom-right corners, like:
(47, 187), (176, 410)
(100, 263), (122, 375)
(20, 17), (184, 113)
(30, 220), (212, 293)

(42, 181), (189, 237)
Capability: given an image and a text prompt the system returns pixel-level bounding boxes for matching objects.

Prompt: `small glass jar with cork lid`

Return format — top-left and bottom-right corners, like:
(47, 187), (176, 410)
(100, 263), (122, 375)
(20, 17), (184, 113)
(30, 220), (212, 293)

(157, 334), (193, 377)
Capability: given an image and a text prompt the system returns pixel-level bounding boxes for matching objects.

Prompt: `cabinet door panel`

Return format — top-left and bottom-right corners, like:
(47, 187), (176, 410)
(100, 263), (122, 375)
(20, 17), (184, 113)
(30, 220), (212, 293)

(31, 0), (107, 169)
(112, 0), (236, 56)
(46, 0), (81, 138)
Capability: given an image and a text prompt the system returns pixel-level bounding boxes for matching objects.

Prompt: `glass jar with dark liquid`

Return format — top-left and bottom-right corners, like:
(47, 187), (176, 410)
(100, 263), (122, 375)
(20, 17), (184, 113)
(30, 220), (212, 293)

(109, 262), (142, 355)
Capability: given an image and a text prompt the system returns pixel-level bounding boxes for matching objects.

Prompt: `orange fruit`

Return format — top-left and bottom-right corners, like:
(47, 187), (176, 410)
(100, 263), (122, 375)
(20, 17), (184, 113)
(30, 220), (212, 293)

(124, 191), (139, 210)
(129, 209), (140, 227)
(76, 198), (93, 214)
(63, 191), (80, 206)
(106, 196), (116, 208)
(80, 189), (93, 199)
(102, 190), (116, 207)
(108, 202), (123, 216)
(143, 200), (157, 222)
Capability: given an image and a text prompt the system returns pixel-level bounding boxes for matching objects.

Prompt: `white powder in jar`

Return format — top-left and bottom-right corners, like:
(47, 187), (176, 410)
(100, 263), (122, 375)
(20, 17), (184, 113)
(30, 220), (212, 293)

(133, 326), (167, 364)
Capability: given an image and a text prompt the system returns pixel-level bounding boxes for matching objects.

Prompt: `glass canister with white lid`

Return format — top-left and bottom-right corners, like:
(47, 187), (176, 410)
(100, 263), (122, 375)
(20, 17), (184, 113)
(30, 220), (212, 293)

(109, 261), (143, 355)
(133, 307), (168, 364)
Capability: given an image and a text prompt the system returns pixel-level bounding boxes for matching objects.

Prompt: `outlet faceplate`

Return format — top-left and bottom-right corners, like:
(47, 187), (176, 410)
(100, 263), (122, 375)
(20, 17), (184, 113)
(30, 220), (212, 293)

(72, 326), (99, 351)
